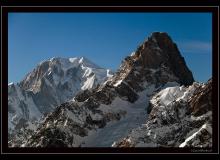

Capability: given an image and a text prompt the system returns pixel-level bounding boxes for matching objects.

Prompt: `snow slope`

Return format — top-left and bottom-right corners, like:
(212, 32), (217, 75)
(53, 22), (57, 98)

(82, 90), (150, 147)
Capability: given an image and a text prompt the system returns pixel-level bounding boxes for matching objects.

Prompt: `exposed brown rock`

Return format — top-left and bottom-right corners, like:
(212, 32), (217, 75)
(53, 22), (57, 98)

(189, 78), (212, 116)
(135, 32), (194, 86)
(109, 32), (194, 101)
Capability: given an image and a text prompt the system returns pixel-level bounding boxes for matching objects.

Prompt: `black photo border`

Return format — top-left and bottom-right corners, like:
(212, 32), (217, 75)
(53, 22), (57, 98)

(1, 6), (219, 155)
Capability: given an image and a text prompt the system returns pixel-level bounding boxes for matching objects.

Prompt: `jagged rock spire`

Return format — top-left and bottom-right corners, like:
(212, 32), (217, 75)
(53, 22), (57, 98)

(135, 32), (194, 85)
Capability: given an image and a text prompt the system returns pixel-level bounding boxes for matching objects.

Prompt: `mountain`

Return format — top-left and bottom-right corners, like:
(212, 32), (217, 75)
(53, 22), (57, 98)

(113, 79), (212, 147)
(20, 32), (204, 148)
(8, 57), (112, 146)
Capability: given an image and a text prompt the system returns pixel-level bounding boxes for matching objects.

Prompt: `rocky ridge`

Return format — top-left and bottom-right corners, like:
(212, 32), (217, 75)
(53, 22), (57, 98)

(113, 79), (212, 147)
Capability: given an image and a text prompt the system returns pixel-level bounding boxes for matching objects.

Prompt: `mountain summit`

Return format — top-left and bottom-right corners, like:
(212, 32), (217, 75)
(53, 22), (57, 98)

(110, 32), (194, 90)
(137, 32), (194, 85)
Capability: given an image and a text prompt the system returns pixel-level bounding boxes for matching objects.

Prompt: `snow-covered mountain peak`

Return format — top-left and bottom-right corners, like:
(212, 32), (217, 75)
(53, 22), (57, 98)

(19, 57), (108, 91)
(48, 56), (101, 69)
(8, 56), (112, 138)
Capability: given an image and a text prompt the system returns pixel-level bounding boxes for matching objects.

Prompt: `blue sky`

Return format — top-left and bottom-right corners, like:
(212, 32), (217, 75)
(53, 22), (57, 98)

(8, 13), (212, 83)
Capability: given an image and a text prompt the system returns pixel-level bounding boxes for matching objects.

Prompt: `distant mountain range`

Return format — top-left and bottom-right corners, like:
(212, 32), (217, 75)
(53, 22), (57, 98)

(8, 32), (212, 148)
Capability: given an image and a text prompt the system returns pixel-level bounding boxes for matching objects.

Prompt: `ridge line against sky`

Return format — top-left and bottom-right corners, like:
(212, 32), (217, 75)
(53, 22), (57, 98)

(8, 13), (212, 83)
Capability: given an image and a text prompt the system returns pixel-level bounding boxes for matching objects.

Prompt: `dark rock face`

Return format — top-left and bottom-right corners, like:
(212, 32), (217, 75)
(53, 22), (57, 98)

(115, 82), (139, 103)
(132, 32), (194, 86)
(189, 78), (212, 116)
(74, 89), (92, 102)
(31, 128), (69, 148)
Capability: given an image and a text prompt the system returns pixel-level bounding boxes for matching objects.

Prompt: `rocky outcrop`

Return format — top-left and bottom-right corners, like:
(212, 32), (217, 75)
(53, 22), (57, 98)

(113, 79), (212, 147)
(189, 78), (212, 116)
(135, 32), (194, 85)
